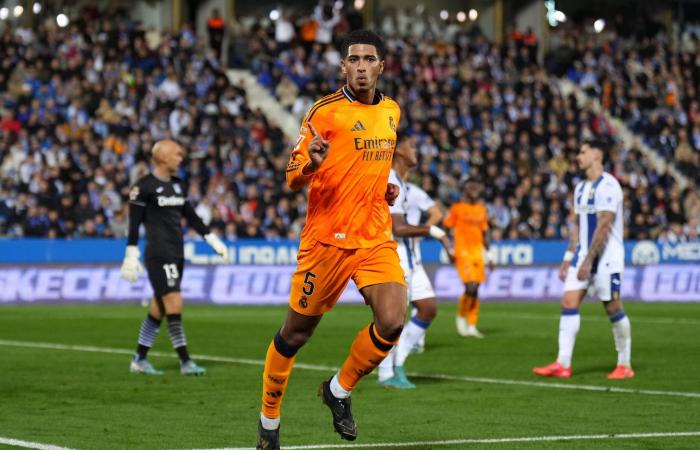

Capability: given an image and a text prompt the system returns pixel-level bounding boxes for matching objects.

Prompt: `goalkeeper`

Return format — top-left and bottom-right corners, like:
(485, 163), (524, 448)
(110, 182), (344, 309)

(120, 139), (228, 376)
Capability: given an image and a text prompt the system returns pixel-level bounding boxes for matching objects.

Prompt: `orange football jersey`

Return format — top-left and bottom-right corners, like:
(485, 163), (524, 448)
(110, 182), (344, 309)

(444, 202), (488, 257)
(286, 86), (401, 249)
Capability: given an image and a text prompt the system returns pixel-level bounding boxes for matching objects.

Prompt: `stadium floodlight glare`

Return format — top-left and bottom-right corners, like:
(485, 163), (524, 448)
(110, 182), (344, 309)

(56, 13), (69, 27)
(354, 0), (365, 10)
(269, 9), (280, 21)
(456, 11), (466, 23)
(440, 10), (449, 20)
(594, 18), (605, 33)
(33, 2), (42, 14)
(468, 9), (478, 21)
(14, 5), (23, 17)
(0, 8), (8, 20)
(554, 10), (566, 23)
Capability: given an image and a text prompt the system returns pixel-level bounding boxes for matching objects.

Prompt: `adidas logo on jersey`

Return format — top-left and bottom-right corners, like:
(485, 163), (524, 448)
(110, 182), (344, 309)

(350, 120), (367, 132)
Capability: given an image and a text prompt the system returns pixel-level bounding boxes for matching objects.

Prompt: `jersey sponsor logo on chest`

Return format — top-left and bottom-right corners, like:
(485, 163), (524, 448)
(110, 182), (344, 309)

(157, 196), (186, 207)
(354, 135), (396, 162)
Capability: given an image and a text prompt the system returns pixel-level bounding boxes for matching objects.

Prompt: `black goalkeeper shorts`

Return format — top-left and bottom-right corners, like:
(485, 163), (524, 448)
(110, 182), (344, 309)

(145, 258), (184, 297)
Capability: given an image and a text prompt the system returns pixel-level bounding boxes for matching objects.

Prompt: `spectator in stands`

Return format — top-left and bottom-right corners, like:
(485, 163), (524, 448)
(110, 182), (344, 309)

(207, 9), (225, 59)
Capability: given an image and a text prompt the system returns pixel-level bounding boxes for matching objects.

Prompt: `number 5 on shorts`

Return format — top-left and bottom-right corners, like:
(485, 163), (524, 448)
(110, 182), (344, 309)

(302, 272), (316, 296)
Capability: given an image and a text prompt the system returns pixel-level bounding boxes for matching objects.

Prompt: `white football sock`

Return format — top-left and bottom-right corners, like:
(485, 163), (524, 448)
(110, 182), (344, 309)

(330, 373), (350, 399)
(377, 348), (395, 381)
(556, 308), (580, 369)
(260, 412), (280, 430)
(395, 317), (430, 367)
(611, 312), (631, 366)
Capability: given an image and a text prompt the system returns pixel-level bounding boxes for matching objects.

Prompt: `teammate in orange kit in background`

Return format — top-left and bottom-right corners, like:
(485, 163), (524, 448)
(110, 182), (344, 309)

(444, 178), (494, 338)
(256, 30), (406, 450)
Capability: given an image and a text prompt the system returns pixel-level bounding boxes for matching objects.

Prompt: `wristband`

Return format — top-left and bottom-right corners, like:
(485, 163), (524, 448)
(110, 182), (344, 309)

(429, 225), (446, 239)
(563, 250), (574, 262)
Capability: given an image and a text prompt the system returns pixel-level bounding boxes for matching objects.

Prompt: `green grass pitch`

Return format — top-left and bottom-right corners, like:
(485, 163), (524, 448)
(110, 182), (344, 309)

(1, 302), (699, 449)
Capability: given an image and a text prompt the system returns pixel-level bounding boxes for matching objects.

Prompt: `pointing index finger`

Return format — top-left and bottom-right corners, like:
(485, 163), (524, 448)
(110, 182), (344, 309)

(307, 122), (318, 138)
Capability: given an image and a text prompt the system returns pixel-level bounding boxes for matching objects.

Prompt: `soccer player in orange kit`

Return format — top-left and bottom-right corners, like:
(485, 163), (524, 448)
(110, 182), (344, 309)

(256, 30), (407, 450)
(444, 178), (495, 338)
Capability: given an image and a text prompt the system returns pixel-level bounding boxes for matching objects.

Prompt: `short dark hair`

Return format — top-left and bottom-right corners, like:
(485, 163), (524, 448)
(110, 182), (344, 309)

(340, 29), (386, 60)
(465, 175), (483, 186)
(583, 138), (612, 162)
(584, 138), (612, 153)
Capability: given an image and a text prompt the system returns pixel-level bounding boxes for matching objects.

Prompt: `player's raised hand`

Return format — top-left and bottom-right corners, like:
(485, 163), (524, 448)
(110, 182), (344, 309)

(307, 122), (329, 172)
(385, 183), (399, 206)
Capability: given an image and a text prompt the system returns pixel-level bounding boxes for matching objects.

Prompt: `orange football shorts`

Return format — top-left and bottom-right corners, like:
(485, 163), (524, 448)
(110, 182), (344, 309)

(288, 239), (406, 316)
(455, 254), (486, 284)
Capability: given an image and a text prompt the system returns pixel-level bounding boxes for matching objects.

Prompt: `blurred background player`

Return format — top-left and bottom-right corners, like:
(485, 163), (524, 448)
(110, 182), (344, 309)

(444, 178), (494, 338)
(257, 30), (406, 449)
(121, 140), (228, 376)
(377, 132), (454, 389)
(533, 140), (633, 379)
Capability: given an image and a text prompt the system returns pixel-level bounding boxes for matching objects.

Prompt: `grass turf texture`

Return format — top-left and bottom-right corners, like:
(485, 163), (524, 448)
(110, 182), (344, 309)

(1, 302), (699, 449)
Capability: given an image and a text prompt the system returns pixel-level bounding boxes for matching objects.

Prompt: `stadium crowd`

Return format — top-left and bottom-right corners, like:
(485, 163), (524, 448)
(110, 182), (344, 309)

(0, 4), (698, 243)
(553, 23), (700, 190)
(0, 7), (302, 241)
(247, 5), (699, 242)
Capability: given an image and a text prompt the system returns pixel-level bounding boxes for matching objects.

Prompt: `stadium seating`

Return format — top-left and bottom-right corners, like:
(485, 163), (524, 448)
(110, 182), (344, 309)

(1, 6), (698, 243)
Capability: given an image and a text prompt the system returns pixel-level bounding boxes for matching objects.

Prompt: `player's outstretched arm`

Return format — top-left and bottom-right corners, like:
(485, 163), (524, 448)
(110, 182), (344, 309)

(121, 198), (146, 282)
(182, 202), (229, 260)
(577, 211), (614, 281)
(392, 213), (446, 239)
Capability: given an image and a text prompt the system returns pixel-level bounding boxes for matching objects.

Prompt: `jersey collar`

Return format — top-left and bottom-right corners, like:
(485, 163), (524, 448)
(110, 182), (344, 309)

(342, 85), (384, 105)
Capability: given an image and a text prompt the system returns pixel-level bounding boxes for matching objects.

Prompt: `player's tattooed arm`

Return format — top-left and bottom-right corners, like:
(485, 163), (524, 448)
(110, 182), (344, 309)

(585, 211), (614, 262)
(577, 211), (614, 280)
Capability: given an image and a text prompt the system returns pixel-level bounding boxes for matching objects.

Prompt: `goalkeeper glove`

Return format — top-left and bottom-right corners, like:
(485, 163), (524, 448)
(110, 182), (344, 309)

(120, 246), (144, 282)
(204, 233), (229, 260)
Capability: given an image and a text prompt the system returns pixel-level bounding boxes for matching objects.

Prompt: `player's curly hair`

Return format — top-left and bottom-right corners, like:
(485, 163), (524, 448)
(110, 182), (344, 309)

(340, 29), (386, 59)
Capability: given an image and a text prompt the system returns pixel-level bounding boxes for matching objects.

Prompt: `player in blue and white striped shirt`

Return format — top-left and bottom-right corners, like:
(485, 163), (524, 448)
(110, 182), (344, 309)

(534, 140), (634, 379)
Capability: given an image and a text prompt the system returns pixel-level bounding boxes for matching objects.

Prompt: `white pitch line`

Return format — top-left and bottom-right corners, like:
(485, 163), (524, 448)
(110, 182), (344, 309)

(2, 339), (700, 399)
(0, 436), (75, 450)
(488, 311), (700, 326)
(191, 430), (700, 450)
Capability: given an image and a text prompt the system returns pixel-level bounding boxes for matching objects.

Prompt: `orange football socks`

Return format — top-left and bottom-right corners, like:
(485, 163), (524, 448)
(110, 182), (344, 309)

(458, 293), (470, 317)
(261, 332), (297, 419)
(338, 323), (397, 391)
(466, 296), (480, 326)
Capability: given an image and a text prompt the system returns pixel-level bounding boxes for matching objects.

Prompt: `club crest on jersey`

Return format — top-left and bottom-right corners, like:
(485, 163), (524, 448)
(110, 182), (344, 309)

(389, 116), (396, 132)
(173, 184), (182, 194)
(156, 186), (164, 193)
